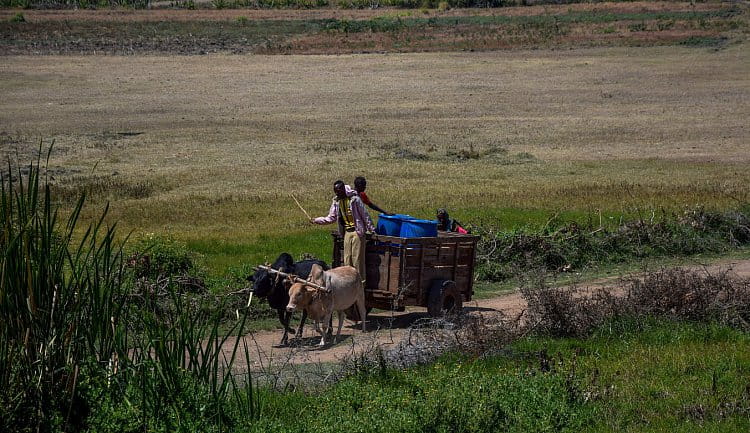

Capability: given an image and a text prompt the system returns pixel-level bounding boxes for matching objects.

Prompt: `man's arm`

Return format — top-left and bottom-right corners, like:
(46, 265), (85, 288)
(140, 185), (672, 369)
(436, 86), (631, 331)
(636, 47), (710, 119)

(366, 201), (390, 215)
(360, 191), (391, 215)
(312, 200), (337, 225)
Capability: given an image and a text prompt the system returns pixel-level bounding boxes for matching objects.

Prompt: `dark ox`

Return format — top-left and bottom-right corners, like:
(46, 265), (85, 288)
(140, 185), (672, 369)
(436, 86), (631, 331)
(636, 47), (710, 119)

(247, 253), (328, 346)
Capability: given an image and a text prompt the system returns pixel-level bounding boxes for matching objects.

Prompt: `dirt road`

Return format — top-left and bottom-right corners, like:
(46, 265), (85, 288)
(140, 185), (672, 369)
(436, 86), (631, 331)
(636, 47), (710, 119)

(226, 258), (750, 371)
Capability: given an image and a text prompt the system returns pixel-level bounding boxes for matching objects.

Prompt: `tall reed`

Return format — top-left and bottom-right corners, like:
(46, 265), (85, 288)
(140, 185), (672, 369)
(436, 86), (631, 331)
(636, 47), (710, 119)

(0, 148), (126, 430)
(1, 147), (257, 432)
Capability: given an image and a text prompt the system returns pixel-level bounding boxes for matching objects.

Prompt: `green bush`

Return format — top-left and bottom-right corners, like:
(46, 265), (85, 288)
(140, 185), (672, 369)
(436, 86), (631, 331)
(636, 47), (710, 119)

(9, 12), (25, 22)
(127, 234), (200, 280)
(679, 36), (728, 47)
(474, 207), (750, 282)
(322, 16), (410, 33)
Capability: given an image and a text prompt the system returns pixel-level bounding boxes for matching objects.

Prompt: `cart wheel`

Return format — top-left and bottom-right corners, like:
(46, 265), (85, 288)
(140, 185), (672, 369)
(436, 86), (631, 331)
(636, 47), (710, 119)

(344, 304), (372, 322)
(428, 280), (463, 318)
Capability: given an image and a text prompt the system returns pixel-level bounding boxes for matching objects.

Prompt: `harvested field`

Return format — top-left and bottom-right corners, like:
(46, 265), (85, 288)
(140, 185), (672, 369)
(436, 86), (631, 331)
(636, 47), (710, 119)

(1, 2), (749, 270)
(1, 43), (748, 269)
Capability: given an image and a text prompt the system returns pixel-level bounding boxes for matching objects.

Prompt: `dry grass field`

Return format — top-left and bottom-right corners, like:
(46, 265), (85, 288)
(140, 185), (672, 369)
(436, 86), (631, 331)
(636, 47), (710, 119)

(1, 38), (749, 268)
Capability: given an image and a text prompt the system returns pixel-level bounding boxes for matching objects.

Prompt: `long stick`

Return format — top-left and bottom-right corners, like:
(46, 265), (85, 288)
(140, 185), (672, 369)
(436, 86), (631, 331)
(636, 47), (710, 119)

(255, 265), (329, 292)
(291, 194), (312, 220)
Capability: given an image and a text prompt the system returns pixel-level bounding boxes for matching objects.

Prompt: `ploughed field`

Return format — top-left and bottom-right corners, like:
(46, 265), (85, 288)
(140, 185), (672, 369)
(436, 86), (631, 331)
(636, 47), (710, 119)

(1, 2), (749, 270)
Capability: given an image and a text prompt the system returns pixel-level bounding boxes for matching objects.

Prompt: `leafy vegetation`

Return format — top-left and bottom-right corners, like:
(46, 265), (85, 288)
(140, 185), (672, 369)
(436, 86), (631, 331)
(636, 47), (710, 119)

(0, 150), (128, 431)
(252, 358), (591, 432)
(127, 233), (201, 281)
(680, 35), (728, 47)
(2, 152), (749, 432)
(241, 318), (750, 433)
(475, 206), (750, 281)
(1, 4), (746, 54)
(521, 268), (750, 338)
(293, 268), (750, 432)
(0, 153), (258, 432)
(321, 8), (744, 33)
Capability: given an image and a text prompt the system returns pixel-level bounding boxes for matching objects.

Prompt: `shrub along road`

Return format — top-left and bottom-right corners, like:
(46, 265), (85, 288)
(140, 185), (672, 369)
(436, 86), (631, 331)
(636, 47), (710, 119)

(227, 257), (750, 371)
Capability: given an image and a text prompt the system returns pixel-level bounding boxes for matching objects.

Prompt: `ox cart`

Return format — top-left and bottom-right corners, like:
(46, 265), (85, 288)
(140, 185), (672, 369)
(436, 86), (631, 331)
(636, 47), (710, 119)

(332, 231), (480, 318)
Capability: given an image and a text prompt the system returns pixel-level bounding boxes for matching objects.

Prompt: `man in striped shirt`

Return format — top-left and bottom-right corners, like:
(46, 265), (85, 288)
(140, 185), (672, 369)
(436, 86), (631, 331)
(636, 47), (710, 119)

(311, 180), (375, 284)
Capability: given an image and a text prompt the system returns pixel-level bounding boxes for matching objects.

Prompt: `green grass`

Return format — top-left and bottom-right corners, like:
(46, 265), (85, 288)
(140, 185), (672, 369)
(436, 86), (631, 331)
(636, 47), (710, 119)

(181, 206), (597, 277)
(244, 320), (750, 432)
(186, 230), (334, 276)
(83, 158), (748, 252)
(518, 320), (750, 432)
(152, 202), (750, 284)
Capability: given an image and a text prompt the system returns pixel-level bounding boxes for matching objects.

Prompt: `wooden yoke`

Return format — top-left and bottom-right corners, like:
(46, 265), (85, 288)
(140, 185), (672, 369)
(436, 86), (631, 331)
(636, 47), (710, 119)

(255, 265), (330, 292)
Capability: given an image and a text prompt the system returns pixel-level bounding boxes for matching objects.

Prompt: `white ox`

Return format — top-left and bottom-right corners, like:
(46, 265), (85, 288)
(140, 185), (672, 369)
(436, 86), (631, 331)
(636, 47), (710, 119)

(286, 264), (366, 346)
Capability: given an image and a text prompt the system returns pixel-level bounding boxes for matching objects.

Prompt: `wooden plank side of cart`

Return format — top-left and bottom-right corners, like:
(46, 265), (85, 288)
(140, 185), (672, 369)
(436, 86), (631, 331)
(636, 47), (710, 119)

(332, 231), (479, 311)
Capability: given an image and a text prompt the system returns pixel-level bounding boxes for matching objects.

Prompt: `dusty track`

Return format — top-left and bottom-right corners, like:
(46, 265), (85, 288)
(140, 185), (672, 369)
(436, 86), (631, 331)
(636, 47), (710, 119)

(227, 258), (750, 371)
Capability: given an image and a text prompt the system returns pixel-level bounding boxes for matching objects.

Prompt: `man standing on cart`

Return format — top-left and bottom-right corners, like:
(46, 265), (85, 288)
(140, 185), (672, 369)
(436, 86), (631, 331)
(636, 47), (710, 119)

(311, 180), (375, 285)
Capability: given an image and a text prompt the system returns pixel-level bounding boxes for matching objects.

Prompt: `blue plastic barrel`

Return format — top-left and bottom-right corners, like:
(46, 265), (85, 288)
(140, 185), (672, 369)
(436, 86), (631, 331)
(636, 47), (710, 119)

(394, 214), (416, 223)
(400, 219), (438, 238)
(376, 214), (417, 236)
(376, 214), (401, 236)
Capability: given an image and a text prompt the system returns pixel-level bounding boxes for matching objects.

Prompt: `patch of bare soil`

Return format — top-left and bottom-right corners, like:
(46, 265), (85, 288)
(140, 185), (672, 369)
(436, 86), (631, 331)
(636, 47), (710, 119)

(229, 258), (750, 372)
